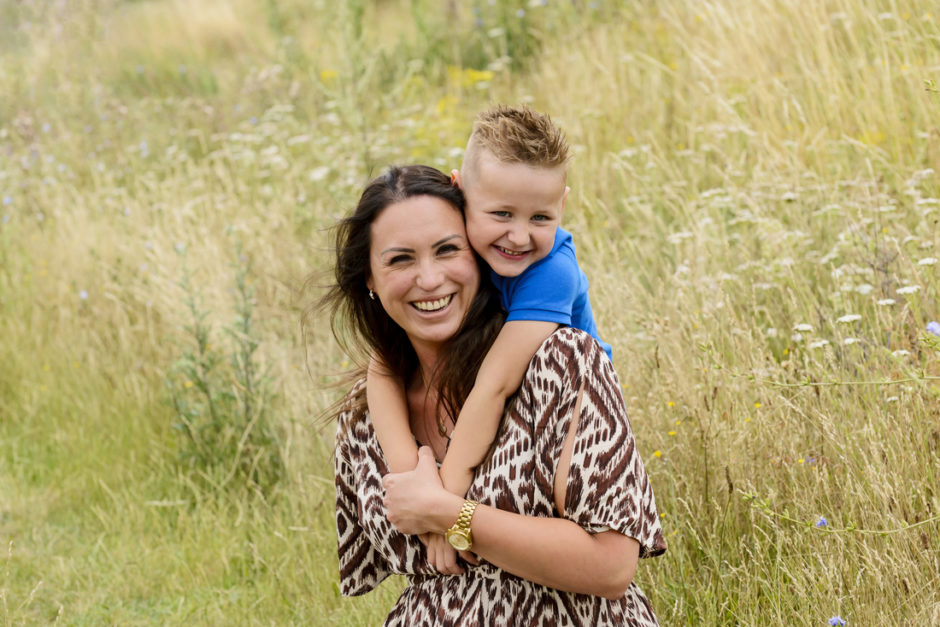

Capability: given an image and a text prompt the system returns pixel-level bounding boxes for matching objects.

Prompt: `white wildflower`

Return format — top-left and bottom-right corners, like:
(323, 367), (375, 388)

(309, 166), (330, 182)
(836, 314), (861, 324)
(765, 328), (778, 337)
(808, 340), (829, 349)
(791, 333), (803, 342)
(667, 231), (694, 244)
(917, 257), (938, 266)
(854, 284), (873, 295)
(793, 323), (813, 332)
(897, 285), (921, 294)
(891, 349), (910, 358)
(885, 396), (899, 403)
(876, 298), (895, 306)
(843, 338), (858, 345)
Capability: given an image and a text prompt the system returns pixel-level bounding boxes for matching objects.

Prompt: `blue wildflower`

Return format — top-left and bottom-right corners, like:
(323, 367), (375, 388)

(828, 617), (845, 626)
(516, 8), (525, 17)
(250, 116), (259, 125)
(816, 516), (827, 528)
(79, 290), (88, 300)
(2, 195), (11, 205)
(927, 321), (940, 337)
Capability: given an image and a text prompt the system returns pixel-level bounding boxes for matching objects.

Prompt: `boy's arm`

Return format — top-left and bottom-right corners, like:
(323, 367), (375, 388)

(439, 321), (558, 495)
(367, 355), (419, 473)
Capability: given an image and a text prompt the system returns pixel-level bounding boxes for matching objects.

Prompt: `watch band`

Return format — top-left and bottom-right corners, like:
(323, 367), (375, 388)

(445, 499), (478, 551)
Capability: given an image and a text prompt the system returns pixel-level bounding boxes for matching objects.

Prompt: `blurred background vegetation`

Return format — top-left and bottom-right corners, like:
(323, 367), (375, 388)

(0, 0), (938, 624)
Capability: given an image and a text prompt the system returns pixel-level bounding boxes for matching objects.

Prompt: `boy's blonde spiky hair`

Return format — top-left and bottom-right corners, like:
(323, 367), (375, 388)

(464, 104), (570, 172)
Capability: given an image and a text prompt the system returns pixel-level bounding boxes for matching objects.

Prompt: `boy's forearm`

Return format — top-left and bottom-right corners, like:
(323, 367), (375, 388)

(367, 357), (418, 473)
(438, 384), (507, 495)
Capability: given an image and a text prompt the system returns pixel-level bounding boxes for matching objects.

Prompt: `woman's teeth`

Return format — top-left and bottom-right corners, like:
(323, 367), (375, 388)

(412, 295), (453, 312)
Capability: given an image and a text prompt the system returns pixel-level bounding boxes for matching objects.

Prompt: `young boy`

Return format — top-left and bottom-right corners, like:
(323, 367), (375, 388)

(368, 104), (611, 505)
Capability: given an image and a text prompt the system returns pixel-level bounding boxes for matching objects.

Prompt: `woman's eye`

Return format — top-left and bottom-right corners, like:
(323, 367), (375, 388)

(437, 244), (459, 254)
(388, 255), (411, 265)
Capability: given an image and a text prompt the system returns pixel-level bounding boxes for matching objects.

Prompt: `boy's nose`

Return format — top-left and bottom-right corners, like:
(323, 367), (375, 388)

(506, 223), (529, 247)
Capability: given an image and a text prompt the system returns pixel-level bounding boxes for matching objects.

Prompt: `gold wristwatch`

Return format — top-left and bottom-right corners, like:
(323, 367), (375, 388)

(445, 499), (478, 551)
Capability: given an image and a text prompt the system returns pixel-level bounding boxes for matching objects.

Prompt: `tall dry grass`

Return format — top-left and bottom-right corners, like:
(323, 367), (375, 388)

(1, 0), (937, 624)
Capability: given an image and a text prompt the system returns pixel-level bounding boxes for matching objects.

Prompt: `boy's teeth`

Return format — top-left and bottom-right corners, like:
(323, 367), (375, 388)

(497, 246), (525, 256)
(413, 295), (452, 311)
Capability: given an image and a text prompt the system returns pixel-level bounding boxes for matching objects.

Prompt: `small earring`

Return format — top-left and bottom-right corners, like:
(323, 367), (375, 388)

(369, 289), (375, 301)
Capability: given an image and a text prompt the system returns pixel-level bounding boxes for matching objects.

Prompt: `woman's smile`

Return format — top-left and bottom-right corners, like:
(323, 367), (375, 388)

(411, 294), (454, 312)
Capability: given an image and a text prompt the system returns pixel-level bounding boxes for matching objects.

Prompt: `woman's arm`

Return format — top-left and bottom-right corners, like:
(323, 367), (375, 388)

(383, 379), (640, 599)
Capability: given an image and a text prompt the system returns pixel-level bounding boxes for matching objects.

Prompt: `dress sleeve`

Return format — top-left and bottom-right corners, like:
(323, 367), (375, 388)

(334, 392), (393, 596)
(548, 330), (667, 559)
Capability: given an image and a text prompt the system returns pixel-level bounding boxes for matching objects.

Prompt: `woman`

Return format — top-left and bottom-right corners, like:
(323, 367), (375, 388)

(323, 165), (666, 625)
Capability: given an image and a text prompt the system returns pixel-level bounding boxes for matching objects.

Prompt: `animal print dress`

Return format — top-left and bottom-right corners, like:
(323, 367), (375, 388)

(334, 329), (667, 626)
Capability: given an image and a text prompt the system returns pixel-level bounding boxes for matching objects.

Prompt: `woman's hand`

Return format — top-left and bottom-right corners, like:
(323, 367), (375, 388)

(382, 446), (449, 535)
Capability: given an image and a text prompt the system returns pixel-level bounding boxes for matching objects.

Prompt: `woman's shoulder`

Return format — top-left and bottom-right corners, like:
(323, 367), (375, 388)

(533, 327), (609, 368)
(335, 377), (369, 442)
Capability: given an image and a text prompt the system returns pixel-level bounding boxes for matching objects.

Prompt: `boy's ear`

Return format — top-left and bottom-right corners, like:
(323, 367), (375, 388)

(451, 169), (462, 189)
(561, 186), (570, 212)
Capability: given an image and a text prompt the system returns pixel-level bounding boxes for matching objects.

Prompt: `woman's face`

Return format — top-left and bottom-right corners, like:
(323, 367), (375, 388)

(367, 195), (480, 355)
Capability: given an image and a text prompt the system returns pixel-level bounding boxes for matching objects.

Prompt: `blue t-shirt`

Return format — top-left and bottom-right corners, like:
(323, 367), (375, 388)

(490, 227), (613, 361)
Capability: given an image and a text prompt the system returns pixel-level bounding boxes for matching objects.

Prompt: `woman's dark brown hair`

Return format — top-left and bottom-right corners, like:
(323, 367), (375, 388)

(318, 164), (504, 428)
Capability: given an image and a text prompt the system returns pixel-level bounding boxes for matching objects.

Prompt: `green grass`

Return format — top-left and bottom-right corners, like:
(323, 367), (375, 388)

(1, 0), (938, 624)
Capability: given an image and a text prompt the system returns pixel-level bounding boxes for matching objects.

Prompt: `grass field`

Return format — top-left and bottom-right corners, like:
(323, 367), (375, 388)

(1, 0), (938, 624)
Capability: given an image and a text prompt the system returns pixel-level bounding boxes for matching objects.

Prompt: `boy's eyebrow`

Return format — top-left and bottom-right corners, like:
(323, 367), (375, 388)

(380, 235), (462, 256)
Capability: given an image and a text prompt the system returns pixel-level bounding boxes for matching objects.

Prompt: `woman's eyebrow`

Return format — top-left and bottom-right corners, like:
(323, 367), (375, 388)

(380, 246), (414, 256)
(433, 235), (462, 247)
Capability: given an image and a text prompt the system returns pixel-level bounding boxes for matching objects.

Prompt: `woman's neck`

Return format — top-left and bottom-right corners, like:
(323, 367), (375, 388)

(407, 343), (451, 460)
(411, 341), (442, 391)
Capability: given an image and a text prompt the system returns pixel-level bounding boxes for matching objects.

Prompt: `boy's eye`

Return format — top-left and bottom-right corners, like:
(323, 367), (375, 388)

(532, 214), (550, 222)
(491, 210), (511, 218)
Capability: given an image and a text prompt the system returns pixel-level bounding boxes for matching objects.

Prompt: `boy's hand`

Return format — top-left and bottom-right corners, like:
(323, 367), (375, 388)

(426, 534), (478, 575)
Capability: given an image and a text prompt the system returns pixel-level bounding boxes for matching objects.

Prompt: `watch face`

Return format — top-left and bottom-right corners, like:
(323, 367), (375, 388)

(446, 531), (471, 551)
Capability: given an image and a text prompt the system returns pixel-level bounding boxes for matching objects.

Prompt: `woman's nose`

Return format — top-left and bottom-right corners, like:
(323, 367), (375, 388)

(415, 259), (444, 291)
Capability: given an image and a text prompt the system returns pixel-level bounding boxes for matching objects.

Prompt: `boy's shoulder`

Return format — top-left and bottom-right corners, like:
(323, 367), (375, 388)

(515, 227), (577, 278)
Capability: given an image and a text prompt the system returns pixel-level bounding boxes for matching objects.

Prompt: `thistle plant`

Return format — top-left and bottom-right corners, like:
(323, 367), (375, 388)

(167, 246), (283, 496)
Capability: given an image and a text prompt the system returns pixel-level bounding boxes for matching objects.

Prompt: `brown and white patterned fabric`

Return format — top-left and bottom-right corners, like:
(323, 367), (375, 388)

(334, 328), (667, 626)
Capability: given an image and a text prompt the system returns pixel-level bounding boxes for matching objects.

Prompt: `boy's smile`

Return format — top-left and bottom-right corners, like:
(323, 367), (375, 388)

(457, 150), (569, 278)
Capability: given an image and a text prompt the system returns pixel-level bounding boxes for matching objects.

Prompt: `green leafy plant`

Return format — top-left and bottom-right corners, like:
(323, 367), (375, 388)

(167, 247), (284, 496)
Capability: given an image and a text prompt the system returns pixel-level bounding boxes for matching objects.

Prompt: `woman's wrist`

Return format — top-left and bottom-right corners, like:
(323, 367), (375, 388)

(430, 491), (466, 535)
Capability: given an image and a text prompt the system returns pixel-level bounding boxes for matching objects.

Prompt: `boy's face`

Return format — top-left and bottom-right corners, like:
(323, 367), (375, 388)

(457, 150), (569, 278)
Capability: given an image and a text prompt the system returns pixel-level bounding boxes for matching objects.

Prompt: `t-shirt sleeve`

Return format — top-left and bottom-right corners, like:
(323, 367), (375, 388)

(548, 331), (667, 558)
(334, 401), (393, 596)
(504, 248), (580, 325)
